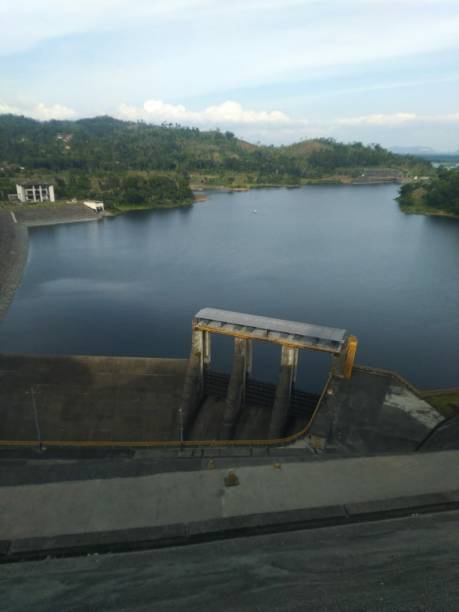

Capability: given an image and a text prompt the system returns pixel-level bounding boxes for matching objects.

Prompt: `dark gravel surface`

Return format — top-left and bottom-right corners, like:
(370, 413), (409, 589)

(1, 510), (458, 612)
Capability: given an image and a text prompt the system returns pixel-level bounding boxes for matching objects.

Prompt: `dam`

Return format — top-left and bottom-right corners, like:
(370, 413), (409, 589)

(0, 194), (458, 572)
(0, 308), (445, 453)
(1, 307), (457, 567)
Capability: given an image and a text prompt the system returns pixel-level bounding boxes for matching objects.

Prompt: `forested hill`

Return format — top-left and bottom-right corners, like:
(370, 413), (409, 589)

(0, 114), (432, 207)
(0, 114), (431, 177)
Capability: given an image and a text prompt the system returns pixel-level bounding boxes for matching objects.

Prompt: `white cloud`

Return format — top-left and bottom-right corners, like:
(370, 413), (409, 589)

(32, 103), (76, 120)
(0, 101), (20, 115)
(118, 100), (297, 127)
(116, 100), (459, 145)
(435, 113), (459, 123)
(118, 100), (459, 133)
(335, 113), (418, 127)
(334, 112), (459, 127)
(0, 100), (76, 120)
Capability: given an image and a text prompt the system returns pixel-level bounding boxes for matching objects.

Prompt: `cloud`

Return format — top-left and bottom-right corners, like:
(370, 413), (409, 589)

(32, 103), (76, 120)
(335, 113), (418, 127)
(118, 100), (297, 127)
(334, 112), (459, 127)
(0, 101), (19, 115)
(434, 113), (459, 123)
(0, 100), (76, 120)
(116, 99), (459, 145)
(118, 100), (459, 133)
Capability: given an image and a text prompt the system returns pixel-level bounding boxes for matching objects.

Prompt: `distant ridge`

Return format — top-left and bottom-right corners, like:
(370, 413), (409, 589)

(391, 145), (459, 156)
(0, 114), (433, 205)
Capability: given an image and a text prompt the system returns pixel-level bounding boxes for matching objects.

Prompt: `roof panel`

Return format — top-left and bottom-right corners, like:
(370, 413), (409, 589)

(194, 308), (346, 352)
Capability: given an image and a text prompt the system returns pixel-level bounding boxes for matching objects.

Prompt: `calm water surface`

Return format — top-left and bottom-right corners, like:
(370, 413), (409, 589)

(1, 185), (458, 391)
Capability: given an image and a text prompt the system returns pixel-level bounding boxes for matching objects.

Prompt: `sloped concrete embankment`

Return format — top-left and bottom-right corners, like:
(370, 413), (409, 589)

(0, 205), (101, 319)
(0, 211), (28, 319)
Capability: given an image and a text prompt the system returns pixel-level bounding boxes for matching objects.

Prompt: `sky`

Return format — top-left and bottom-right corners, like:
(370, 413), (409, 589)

(0, 0), (458, 150)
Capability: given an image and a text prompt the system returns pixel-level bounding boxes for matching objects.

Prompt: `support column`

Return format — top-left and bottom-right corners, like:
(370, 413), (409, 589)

(269, 346), (298, 439)
(222, 338), (252, 439)
(179, 326), (211, 441)
(190, 328), (211, 379)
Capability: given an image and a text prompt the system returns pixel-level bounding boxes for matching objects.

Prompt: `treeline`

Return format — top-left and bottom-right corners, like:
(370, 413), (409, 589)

(57, 172), (193, 208)
(0, 114), (432, 206)
(0, 170), (194, 208)
(0, 114), (432, 176)
(398, 168), (459, 215)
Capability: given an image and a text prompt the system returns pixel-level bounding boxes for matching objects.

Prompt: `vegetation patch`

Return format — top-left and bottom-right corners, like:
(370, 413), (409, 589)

(424, 391), (459, 419)
(397, 168), (459, 217)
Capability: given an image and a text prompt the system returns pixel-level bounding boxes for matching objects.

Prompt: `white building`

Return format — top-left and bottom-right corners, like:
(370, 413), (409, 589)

(16, 183), (55, 203)
(83, 200), (105, 213)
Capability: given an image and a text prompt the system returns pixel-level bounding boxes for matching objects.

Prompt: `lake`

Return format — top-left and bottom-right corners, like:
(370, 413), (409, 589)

(1, 185), (458, 392)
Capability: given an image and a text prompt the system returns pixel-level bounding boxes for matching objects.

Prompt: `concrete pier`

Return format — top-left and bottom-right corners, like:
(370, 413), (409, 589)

(269, 346), (298, 438)
(222, 338), (252, 439)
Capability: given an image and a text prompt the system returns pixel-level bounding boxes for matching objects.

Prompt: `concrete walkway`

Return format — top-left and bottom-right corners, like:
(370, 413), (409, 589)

(1, 450), (458, 540)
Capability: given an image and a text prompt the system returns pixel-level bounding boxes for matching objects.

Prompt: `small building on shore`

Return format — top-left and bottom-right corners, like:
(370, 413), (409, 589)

(16, 182), (55, 203)
(83, 200), (105, 213)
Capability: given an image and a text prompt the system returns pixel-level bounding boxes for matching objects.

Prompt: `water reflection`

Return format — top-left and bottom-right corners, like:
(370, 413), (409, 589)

(1, 185), (458, 391)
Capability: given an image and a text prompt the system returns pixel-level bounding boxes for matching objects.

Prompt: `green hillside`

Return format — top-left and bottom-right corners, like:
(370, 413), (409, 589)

(0, 114), (433, 209)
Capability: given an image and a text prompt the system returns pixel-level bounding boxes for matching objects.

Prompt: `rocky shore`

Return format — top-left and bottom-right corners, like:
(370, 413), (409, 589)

(0, 204), (101, 320)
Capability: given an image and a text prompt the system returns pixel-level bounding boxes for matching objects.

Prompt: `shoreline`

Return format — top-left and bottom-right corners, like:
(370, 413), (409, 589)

(190, 178), (403, 191)
(0, 197), (196, 320)
(398, 204), (459, 220)
(0, 205), (102, 320)
(0, 213), (29, 321)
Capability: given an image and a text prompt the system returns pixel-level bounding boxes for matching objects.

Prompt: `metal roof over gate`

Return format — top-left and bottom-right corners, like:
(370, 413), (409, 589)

(194, 308), (346, 353)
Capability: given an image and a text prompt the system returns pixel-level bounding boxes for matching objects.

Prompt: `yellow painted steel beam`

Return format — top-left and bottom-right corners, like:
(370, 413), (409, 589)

(343, 336), (358, 379)
(194, 323), (341, 354)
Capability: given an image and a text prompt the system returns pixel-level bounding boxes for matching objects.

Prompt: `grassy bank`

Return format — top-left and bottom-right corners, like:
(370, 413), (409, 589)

(190, 172), (402, 191)
(109, 198), (194, 214)
(424, 391), (459, 419)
